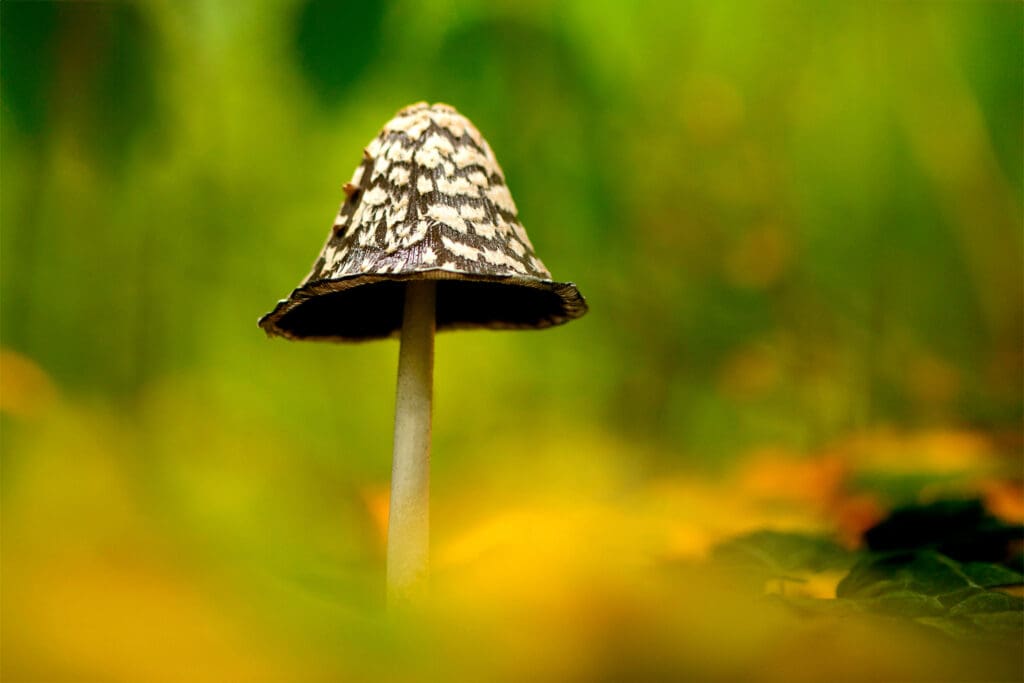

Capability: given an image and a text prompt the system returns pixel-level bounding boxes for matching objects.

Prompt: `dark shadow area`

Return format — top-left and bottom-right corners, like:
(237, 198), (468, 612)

(274, 280), (568, 339)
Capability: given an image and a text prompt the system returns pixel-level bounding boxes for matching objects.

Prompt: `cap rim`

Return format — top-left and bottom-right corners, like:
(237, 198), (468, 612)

(258, 268), (588, 342)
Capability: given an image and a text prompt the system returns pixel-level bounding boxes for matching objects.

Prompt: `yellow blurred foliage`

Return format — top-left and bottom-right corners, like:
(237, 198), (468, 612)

(718, 341), (783, 398)
(681, 74), (745, 145)
(5, 559), (300, 681)
(981, 479), (1024, 524)
(723, 223), (793, 290)
(0, 348), (57, 418)
(763, 570), (849, 600)
(906, 353), (962, 408)
(2, 404), (320, 681)
(361, 483), (392, 545)
(837, 427), (1001, 475)
(2, 407), (1018, 681)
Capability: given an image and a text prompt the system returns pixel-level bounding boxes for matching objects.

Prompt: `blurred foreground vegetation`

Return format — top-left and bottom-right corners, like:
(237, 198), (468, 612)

(2, 1), (1021, 680)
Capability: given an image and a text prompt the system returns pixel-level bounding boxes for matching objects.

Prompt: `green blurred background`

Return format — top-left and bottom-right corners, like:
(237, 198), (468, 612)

(2, 1), (1021, 679)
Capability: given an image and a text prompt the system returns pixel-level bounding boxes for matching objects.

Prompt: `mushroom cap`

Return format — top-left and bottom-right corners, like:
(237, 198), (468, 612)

(259, 102), (587, 341)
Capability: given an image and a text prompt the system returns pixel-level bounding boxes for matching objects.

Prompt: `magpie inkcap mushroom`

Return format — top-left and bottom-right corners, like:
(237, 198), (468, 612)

(259, 102), (587, 601)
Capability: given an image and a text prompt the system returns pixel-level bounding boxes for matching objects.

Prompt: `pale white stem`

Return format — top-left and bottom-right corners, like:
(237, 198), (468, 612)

(386, 280), (435, 602)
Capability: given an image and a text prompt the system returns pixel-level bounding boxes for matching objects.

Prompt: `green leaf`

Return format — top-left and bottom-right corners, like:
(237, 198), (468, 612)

(711, 530), (856, 577)
(836, 550), (1024, 642)
(838, 551), (974, 598)
(961, 561), (1024, 588)
(948, 591), (1023, 616)
(866, 591), (945, 617)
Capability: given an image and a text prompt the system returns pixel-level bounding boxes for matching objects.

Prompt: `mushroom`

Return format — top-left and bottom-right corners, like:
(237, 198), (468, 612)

(259, 102), (587, 601)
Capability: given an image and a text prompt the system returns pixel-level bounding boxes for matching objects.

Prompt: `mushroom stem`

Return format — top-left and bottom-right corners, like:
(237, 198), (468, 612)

(386, 280), (436, 602)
